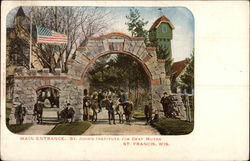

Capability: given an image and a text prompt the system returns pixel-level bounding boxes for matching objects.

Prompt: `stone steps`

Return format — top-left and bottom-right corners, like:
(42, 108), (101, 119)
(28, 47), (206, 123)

(40, 117), (59, 125)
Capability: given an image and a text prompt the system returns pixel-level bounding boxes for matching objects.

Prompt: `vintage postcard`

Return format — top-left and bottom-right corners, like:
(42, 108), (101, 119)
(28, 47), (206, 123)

(5, 5), (194, 135)
(1, 1), (249, 161)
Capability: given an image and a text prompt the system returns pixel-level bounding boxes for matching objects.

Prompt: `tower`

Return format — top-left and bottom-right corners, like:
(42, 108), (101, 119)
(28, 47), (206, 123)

(7, 7), (30, 66)
(149, 15), (175, 59)
(149, 15), (175, 74)
(14, 7), (29, 28)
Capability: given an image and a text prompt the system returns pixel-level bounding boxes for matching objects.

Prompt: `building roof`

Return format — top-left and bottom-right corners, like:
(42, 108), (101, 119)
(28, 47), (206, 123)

(149, 15), (175, 31)
(16, 7), (26, 17)
(172, 59), (189, 78)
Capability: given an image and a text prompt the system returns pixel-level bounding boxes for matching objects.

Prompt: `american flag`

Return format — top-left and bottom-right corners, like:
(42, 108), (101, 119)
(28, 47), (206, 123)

(37, 26), (67, 45)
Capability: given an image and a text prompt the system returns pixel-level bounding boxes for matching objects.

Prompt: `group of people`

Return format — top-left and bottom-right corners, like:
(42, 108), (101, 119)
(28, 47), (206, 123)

(14, 89), (192, 125)
(13, 97), (44, 125)
(93, 89), (128, 113)
(144, 91), (192, 125)
(82, 89), (133, 125)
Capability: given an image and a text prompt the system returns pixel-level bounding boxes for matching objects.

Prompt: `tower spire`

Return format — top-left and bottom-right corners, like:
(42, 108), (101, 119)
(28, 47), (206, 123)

(158, 8), (163, 17)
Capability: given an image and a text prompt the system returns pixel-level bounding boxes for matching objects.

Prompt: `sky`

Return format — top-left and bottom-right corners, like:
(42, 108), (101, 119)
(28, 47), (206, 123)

(105, 7), (194, 61)
(7, 6), (194, 62)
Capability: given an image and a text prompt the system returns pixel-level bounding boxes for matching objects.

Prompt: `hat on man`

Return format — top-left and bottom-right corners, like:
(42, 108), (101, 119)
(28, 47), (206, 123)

(84, 89), (88, 95)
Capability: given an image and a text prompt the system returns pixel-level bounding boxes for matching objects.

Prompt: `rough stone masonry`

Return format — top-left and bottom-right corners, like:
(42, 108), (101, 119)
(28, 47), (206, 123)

(10, 32), (174, 124)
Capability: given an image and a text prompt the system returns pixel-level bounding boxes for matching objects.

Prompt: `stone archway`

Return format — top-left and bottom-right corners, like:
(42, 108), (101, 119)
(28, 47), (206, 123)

(67, 32), (171, 109)
(82, 50), (152, 83)
(10, 32), (171, 125)
(36, 85), (60, 108)
(10, 67), (83, 124)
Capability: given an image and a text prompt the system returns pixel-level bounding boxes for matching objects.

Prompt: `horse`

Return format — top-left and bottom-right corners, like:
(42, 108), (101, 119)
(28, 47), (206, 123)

(114, 99), (124, 124)
(101, 98), (110, 110)
(123, 101), (134, 125)
(57, 107), (75, 123)
(33, 102), (44, 124)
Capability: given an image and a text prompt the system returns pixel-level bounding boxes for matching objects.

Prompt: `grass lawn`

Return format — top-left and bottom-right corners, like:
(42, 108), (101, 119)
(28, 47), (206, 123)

(7, 123), (33, 134)
(133, 110), (146, 120)
(151, 118), (194, 135)
(47, 121), (91, 135)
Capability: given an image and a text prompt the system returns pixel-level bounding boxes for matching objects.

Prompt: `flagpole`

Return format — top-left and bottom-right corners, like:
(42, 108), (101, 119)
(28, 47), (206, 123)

(29, 7), (33, 69)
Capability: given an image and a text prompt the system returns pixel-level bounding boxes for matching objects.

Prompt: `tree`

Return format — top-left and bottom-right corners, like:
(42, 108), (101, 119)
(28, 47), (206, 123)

(172, 50), (194, 93)
(156, 45), (173, 75)
(125, 8), (150, 107)
(34, 7), (111, 72)
(8, 7), (110, 73)
(125, 8), (149, 44)
(86, 54), (150, 108)
(87, 54), (149, 90)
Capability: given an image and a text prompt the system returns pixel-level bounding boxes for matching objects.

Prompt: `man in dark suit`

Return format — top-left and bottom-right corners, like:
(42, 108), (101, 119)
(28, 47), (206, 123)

(97, 89), (104, 112)
(15, 103), (27, 125)
(144, 102), (153, 125)
(83, 89), (91, 121)
(119, 90), (127, 104)
(160, 92), (170, 117)
(107, 97), (116, 125)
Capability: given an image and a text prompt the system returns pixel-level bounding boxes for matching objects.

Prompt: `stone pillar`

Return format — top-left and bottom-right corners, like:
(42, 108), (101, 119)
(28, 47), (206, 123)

(151, 76), (171, 112)
(59, 82), (84, 122)
(169, 93), (187, 121)
(9, 78), (37, 124)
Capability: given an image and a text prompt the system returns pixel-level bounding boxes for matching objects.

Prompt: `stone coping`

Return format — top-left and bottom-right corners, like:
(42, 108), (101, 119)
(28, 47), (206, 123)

(86, 32), (145, 41)
(14, 75), (68, 79)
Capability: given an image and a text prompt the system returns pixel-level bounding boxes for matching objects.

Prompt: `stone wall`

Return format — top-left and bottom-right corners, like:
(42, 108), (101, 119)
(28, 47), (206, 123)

(9, 67), (84, 124)
(10, 32), (173, 124)
(169, 94), (187, 120)
(68, 33), (172, 110)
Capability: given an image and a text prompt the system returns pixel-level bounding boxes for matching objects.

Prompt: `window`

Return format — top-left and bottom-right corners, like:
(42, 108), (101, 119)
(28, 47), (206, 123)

(162, 25), (167, 33)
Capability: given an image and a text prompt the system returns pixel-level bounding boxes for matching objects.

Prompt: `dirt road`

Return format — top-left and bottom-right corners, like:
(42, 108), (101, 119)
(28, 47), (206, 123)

(83, 109), (160, 135)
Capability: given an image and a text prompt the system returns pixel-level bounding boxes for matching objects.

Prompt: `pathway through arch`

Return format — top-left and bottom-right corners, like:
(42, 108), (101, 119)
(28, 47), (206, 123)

(82, 109), (160, 135)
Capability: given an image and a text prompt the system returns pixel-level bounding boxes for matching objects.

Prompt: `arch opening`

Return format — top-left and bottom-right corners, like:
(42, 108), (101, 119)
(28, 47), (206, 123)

(81, 50), (152, 81)
(84, 52), (152, 109)
(36, 86), (60, 108)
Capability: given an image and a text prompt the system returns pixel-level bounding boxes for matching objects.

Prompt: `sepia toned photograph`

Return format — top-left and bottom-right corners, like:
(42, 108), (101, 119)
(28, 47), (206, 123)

(6, 6), (194, 135)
